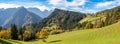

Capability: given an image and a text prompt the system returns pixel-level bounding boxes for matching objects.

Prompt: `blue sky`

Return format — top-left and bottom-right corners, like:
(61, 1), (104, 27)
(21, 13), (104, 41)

(0, 0), (119, 13)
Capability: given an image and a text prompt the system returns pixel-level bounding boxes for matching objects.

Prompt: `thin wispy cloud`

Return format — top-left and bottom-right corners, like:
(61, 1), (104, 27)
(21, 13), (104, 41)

(0, 3), (20, 9)
(96, 1), (114, 8)
(95, 0), (120, 9)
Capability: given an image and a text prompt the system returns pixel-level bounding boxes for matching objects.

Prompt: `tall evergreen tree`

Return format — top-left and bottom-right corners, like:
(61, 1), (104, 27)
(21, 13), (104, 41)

(0, 26), (2, 31)
(11, 24), (18, 40)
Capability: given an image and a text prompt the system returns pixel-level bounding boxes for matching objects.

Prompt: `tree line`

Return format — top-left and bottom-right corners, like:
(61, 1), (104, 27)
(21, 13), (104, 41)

(0, 24), (49, 42)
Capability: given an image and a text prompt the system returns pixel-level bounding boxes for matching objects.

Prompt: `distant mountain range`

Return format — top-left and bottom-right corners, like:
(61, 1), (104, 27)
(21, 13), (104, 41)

(0, 7), (45, 28)
(27, 8), (52, 18)
(0, 6), (120, 30)
(0, 8), (18, 26)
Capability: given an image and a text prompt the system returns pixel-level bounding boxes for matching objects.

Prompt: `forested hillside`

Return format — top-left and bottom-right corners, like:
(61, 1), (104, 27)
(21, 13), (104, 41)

(34, 8), (86, 30)
(77, 6), (120, 29)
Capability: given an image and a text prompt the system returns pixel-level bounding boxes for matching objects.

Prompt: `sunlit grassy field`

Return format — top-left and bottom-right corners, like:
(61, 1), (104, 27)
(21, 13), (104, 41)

(1, 21), (120, 44)
(79, 15), (106, 24)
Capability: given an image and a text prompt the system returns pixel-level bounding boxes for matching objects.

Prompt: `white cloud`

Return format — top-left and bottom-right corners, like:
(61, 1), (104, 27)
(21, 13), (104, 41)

(96, 1), (114, 8)
(70, 7), (99, 13)
(71, 7), (81, 10)
(31, 6), (50, 11)
(115, 0), (120, 5)
(0, 3), (50, 11)
(47, 0), (88, 13)
(1, 0), (119, 13)
(95, 0), (120, 9)
(0, 3), (21, 9)
(48, 0), (64, 6)
(83, 9), (99, 13)
(47, 0), (100, 13)
(47, 0), (87, 7)
(66, 0), (86, 7)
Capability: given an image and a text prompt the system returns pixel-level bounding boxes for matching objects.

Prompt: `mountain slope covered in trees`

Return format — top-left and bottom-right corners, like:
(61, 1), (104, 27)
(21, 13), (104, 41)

(34, 8), (86, 30)
(76, 6), (120, 29)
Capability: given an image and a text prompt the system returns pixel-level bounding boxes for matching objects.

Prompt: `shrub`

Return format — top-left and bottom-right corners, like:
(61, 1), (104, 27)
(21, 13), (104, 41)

(50, 29), (64, 34)
(36, 27), (49, 42)
(23, 30), (31, 41)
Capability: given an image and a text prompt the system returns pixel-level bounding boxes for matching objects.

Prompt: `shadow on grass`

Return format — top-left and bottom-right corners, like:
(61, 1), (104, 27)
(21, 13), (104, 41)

(24, 39), (39, 42)
(7, 39), (22, 44)
(49, 40), (62, 43)
(0, 39), (12, 44)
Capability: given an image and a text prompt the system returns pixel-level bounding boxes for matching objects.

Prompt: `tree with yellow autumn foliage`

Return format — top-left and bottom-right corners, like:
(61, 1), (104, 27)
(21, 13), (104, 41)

(36, 27), (49, 42)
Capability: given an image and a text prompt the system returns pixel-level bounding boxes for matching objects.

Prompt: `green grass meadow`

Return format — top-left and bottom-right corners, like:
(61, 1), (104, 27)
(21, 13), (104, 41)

(1, 21), (120, 44)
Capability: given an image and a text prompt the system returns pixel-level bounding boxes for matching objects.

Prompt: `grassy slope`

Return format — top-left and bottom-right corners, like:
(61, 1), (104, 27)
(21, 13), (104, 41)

(1, 21), (120, 44)
(45, 24), (57, 30)
(79, 15), (99, 23)
(79, 15), (106, 24)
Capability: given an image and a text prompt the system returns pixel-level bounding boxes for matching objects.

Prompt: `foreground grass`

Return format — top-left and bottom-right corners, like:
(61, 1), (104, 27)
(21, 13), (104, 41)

(0, 39), (12, 44)
(1, 21), (120, 44)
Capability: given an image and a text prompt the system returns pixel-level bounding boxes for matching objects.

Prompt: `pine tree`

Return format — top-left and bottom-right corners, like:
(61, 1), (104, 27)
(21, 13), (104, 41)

(11, 24), (18, 40)
(18, 27), (24, 40)
(0, 26), (2, 31)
